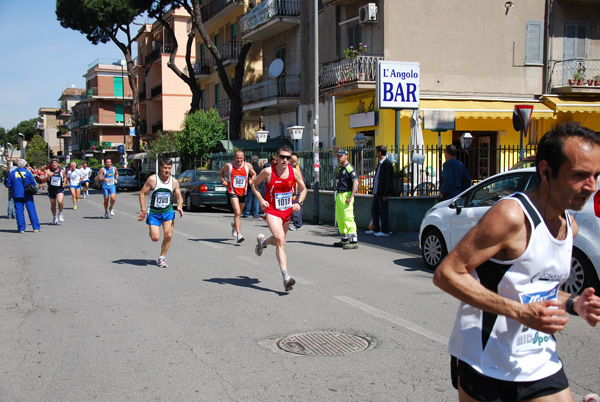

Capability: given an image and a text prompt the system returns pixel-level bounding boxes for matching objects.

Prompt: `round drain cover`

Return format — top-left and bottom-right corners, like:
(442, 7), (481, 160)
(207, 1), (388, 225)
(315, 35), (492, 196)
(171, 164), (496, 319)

(277, 332), (371, 356)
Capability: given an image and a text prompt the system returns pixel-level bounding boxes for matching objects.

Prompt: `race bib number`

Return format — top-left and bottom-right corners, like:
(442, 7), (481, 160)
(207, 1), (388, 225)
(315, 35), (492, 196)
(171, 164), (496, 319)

(513, 286), (559, 353)
(106, 178), (115, 186)
(233, 175), (246, 188)
(153, 192), (171, 208)
(50, 176), (61, 186)
(275, 191), (293, 211)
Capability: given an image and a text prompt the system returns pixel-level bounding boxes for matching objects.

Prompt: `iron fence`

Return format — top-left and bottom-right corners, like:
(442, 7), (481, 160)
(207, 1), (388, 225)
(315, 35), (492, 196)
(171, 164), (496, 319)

(199, 144), (536, 197)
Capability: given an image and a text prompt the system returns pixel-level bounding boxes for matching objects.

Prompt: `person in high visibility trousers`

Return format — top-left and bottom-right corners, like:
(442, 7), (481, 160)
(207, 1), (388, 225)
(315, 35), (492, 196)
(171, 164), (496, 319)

(333, 148), (359, 249)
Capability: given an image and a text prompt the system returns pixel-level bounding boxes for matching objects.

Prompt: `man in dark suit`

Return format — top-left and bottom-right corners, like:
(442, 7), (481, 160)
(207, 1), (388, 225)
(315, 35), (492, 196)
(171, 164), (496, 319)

(366, 145), (393, 237)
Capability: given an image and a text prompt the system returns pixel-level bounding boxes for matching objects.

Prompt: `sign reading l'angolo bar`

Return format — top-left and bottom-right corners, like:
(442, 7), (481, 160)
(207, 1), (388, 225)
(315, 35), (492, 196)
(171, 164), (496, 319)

(376, 61), (420, 110)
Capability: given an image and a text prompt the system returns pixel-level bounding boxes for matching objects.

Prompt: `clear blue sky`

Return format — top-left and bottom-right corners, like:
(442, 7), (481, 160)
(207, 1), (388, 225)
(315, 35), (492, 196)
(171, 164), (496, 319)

(0, 1), (132, 131)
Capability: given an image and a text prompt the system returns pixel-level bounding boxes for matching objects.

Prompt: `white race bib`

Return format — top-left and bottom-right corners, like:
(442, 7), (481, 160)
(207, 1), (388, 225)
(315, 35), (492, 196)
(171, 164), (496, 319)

(50, 176), (61, 186)
(233, 175), (246, 188)
(513, 286), (559, 353)
(153, 192), (171, 208)
(106, 177), (115, 186)
(275, 191), (293, 211)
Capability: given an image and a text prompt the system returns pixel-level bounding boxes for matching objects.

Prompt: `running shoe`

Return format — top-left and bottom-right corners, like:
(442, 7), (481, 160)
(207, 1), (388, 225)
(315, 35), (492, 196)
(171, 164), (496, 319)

(53, 216), (58, 225)
(255, 234), (266, 256)
(58, 212), (64, 222)
(365, 230), (375, 235)
(73, 204), (77, 210)
(105, 212), (109, 219)
(237, 233), (245, 243)
(77, 198), (80, 202)
(343, 242), (358, 250)
(333, 240), (349, 248)
(157, 257), (168, 268)
(110, 208), (114, 216)
(374, 232), (389, 237)
(231, 221), (237, 237)
(289, 225), (298, 231)
(283, 276), (296, 292)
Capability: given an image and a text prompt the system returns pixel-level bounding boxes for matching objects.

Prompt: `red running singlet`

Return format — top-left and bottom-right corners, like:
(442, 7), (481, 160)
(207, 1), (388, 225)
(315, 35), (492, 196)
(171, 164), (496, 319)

(264, 164), (296, 223)
(227, 162), (249, 196)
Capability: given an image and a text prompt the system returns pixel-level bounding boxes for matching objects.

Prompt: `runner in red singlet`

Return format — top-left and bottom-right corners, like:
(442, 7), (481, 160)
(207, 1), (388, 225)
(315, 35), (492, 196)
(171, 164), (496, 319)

(250, 145), (307, 292)
(219, 151), (257, 243)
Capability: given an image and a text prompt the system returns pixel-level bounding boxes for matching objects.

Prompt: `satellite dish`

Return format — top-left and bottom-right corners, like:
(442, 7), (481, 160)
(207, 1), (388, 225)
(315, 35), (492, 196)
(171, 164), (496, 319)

(268, 58), (284, 78)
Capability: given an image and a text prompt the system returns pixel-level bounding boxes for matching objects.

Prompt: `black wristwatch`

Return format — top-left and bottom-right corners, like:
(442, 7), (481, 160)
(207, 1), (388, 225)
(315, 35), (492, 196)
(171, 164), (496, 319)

(298, 201), (303, 206)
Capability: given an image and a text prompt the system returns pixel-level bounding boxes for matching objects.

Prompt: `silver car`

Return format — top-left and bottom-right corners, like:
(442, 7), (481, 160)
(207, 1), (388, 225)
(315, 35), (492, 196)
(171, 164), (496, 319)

(418, 167), (600, 294)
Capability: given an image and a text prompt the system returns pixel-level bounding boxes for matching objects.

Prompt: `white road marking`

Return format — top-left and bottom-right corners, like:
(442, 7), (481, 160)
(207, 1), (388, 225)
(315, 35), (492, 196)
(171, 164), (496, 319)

(334, 295), (449, 346)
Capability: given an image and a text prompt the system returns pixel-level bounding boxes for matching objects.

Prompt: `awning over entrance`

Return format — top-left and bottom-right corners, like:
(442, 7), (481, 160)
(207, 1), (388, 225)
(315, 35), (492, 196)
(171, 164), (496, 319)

(127, 152), (148, 161)
(542, 96), (600, 113)
(418, 99), (555, 119)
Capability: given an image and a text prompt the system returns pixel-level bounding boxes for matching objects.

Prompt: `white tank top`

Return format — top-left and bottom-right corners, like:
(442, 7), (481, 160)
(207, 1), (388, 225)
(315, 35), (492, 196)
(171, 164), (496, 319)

(448, 192), (572, 382)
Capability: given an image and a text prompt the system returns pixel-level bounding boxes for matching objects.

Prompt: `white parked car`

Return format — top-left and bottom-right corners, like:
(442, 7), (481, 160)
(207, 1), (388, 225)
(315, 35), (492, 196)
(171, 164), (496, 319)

(418, 167), (600, 294)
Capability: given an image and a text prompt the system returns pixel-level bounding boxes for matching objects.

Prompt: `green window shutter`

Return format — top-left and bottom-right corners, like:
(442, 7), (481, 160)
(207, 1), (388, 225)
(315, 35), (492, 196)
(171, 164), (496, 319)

(114, 76), (124, 97)
(215, 84), (220, 103)
(525, 21), (543, 65)
(115, 103), (124, 123)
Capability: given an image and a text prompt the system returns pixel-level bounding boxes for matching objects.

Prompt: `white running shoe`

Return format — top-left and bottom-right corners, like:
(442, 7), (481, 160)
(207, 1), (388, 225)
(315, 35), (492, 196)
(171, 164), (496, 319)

(231, 221), (237, 237)
(283, 277), (296, 292)
(255, 234), (266, 256)
(58, 212), (64, 222)
(365, 230), (375, 235)
(110, 208), (114, 216)
(52, 216), (58, 225)
(157, 257), (168, 268)
(237, 233), (245, 243)
(374, 232), (389, 237)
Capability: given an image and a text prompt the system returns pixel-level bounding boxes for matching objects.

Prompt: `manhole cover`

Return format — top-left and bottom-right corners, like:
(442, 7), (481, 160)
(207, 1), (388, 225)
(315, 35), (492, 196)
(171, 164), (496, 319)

(276, 332), (371, 356)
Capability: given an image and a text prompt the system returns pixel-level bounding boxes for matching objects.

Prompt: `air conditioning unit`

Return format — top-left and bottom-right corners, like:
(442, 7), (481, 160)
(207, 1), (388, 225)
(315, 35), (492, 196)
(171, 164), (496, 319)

(359, 3), (378, 24)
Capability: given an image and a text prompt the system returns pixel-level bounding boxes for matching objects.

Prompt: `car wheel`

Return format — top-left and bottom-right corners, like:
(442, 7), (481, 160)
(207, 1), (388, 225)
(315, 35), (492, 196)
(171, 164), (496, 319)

(561, 248), (600, 295)
(421, 228), (448, 270)
(184, 194), (195, 212)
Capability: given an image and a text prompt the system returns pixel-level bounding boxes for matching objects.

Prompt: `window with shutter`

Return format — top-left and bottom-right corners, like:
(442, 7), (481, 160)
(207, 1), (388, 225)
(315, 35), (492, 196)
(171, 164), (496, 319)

(347, 23), (362, 53)
(563, 23), (588, 60)
(525, 21), (543, 65)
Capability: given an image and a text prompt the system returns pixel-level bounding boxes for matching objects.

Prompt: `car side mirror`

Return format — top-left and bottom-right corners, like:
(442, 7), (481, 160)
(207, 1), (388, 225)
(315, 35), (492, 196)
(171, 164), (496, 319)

(452, 198), (465, 215)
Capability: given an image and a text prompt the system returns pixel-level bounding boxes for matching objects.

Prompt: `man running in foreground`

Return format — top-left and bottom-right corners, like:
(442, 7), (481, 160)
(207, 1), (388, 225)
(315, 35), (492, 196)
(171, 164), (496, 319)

(41, 159), (66, 224)
(219, 150), (257, 243)
(433, 122), (600, 402)
(98, 158), (118, 219)
(137, 156), (183, 268)
(251, 145), (307, 291)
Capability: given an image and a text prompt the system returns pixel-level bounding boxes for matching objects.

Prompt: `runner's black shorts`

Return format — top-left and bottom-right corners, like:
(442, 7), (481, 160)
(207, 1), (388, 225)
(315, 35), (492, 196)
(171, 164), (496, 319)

(451, 356), (569, 401)
(226, 193), (246, 204)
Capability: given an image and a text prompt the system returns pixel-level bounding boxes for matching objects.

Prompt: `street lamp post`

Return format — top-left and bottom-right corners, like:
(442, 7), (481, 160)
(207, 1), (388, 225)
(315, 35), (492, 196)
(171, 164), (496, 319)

(256, 130), (268, 154)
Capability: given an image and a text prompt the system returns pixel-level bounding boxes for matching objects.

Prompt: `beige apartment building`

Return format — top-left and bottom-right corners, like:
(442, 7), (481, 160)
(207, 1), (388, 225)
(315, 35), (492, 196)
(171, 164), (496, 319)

(70, 59), (134, 165)
(319, 0), (600, 176)
(136, 7), (195, 143)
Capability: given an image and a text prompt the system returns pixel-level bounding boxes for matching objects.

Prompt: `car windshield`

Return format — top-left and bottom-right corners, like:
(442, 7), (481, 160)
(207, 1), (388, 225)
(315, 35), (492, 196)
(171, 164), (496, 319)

(194, 171), (221, 182)
(118, 169), (136, 177)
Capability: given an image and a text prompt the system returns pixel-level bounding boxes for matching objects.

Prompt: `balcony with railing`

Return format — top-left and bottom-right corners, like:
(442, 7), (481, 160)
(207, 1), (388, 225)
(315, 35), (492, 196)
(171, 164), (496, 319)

(77, 115), (131, 128)
(241, 75), (300, 109)
(240, 0), (301, 41)
(549, 59), (600, 94)
(320, 55), (383, 96)
(80, 87), (133, 102)
(193, 58), (211, 78)
(215, 99), (231, 118)
(218, 41), (247, 66)
(201, 0), (244, 24)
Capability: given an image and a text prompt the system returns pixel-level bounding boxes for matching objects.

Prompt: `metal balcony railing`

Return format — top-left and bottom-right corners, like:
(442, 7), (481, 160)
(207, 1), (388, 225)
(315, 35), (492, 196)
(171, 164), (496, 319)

(215, 99), (231, 118)
(240, 0), (301, 34)
(218, 41), (246, 61)
(193, 58), (211, 76)
(80, 86), (133, 101)
(201, 0), (243, 23)
(549, 59), (600, 88)
(241, 75), (300, 104)
(320, 56), (383, 89)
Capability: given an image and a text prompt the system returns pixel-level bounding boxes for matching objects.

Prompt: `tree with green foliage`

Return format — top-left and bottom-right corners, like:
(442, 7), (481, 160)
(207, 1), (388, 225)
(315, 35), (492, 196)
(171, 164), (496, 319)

(11, 118), (38, 141)
(56, 0), (152, 153)
(147, 130), (178, 161)
(26, 135), (52, 167)
(176, 109), (225, 169)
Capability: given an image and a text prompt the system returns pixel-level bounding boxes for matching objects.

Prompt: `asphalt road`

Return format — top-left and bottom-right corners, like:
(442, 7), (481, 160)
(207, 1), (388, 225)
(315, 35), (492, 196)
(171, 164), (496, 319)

(1, 186), (598, 401)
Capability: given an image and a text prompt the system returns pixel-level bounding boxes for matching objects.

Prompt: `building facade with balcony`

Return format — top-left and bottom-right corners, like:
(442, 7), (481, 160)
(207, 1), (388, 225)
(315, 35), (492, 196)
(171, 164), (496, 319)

(320, 0), (600, 178)
(36, 107), (62, 160)
(56, 87), (85, 159)
(70, 59), (134, 164)
(136, 7), (195, 143)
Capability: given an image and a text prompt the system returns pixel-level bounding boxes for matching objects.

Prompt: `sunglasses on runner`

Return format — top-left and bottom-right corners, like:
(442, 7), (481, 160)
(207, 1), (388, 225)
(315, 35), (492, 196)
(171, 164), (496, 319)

(278, 154), (292, 160)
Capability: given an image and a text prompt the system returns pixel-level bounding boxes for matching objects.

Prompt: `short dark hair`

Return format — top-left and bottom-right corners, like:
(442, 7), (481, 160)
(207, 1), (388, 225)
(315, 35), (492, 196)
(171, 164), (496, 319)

(159, 156), (173, 166)
(536, 122), (600, 180)
(376, 145), (387, 156)
(277, 145), (293, 155)
(445, 144), (457, 157)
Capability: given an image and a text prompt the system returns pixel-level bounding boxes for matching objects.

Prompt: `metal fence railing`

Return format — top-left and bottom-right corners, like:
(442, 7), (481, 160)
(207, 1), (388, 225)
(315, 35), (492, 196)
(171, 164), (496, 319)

(194, 144), (537, 197)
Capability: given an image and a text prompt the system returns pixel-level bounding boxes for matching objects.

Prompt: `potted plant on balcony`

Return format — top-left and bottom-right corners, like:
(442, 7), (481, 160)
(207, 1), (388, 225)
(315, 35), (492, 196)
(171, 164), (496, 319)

(572, 64), (586, 86)
(593, 74), (600, 86)
(343, 43), (367, 83)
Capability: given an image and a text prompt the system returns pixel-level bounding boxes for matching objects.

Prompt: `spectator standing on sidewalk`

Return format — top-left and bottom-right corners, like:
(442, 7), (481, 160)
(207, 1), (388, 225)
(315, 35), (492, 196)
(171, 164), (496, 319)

(439, 144), (472, 201)
(6, 159), (41, 233)
(366, 145), (393, 237)
(289, 154), (306, 230)
(4, 161), (15, 219)
(333, 148), (359, 249)
(242, 155), (261, 219)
